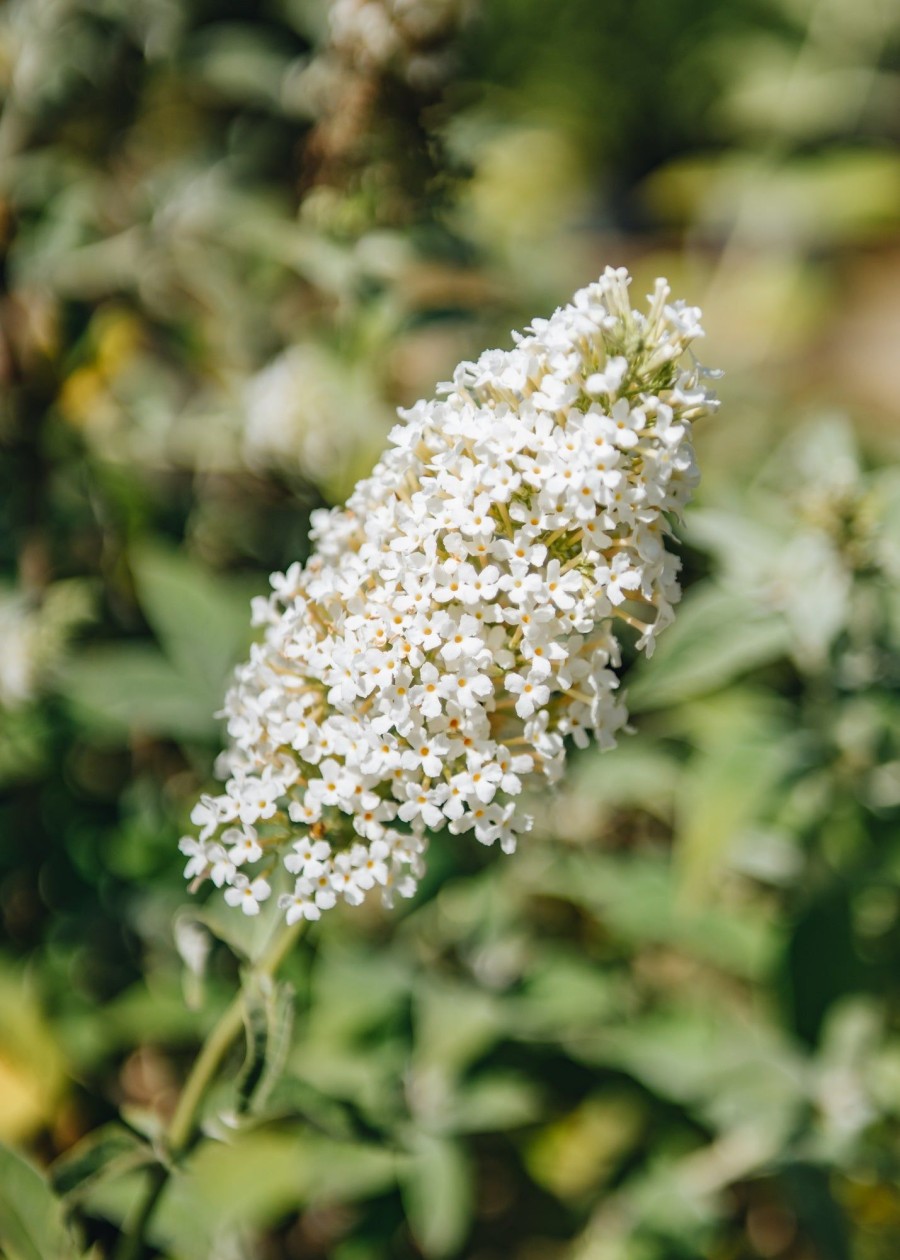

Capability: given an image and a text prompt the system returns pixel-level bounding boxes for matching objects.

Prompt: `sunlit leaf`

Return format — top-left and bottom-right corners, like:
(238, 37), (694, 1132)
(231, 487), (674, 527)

(628, 584), (789, 711)
(526, 1093), (644, 1199)
(0, 967), (67, 1144)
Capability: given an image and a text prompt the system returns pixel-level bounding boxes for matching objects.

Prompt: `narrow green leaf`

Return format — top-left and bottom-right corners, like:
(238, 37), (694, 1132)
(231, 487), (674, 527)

(235, 980), (271, 1115)
(50, 1123), (157, 1203)
(254, 982), (296, 1113)
(402, 1135), (472, 1258)
(0, 1144), (81, 1260)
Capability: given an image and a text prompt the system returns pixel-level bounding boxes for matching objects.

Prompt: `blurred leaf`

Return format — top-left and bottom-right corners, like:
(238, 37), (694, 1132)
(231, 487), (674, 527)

(168, 1132), (399, 1245)
(187, 25), (296, 110)
(256, 1074), (382, 1143)
(59, 644), (217, 740)
(84, 1132), (401, 1255)
(527, 1094), (644, 1200)
(779, 536), (852, 668)
(674, 703), (791, 899)
(447, 1073), (542, 1133)
(687, 509), (781, 585)
(0, 967), (67, 1144)
(568, 741), (680, 822)
(236, 979), (271, 1116)
(577, 1008), (806, 1151)
(307, 944), (412, 1045)
(718, 35), (894, 144)
(643, 151), (900, 245)
(0, 1144), (82, 1260)
(130, 544), (254, 696)
(402, 1134), (472, 1258)
(414, 979), (502, 1077)
(50, 1124), (156, 1204)
(57, 977), (205, 1068)
(628, 584), (789, 711)
(512, 952), (622, 1037)
(534, 853), (777, 979)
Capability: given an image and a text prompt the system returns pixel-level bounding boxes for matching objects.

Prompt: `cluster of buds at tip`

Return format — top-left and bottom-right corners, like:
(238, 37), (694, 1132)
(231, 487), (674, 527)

(180, 267), (719, 922)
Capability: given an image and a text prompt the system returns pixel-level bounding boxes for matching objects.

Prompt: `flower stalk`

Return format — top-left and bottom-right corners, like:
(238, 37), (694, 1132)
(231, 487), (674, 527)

(114, 919), (305, 1260)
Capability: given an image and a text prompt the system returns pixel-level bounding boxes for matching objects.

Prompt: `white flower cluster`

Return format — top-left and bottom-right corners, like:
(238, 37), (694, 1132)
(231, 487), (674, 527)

(180, 268), (718, 923)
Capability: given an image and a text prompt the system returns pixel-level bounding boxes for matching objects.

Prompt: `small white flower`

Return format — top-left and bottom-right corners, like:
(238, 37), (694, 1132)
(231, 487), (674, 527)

(586, 355), (628, 398)
(505, 671), (552, 719)
(543, 560), (583, 611)
(284, 835), (331, 877)
(597, 552), (643, 605)
(179, 836), (209, 881)
(225, 874), (272, 916)
(223, 826), (263, 866)
(278, 880), (322, 924)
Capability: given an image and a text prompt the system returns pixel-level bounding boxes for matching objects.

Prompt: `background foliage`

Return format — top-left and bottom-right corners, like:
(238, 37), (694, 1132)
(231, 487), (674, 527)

(3, 0), (900, 1257)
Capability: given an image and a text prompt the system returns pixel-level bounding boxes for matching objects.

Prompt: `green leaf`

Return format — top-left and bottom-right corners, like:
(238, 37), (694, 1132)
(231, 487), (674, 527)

(253, 983), (295, 1114)
(512, 952), (623, 1037)
(686, 508), (782, 586)
(130, 544), (255, 695)
(56, 545), (259, 740)
(526, 1093), (644, 1199)
(168, 1132), (398, 1250)
(256, 1075), (377, 1143)
(643, 150), (900, 245)
(532, 853), (777, 980)
(568, 740), (680, 822)
(575, 1008), (806, 1151)
(192, 874), (292, 966)
(188, 25), (296, 111)
(50, 1123), (157, 1204)
(674, 703), (792, 900)
(0, 1144), (81, 1260)
(447, 1074), (542, 1133)
(401, 1135), (472, 1258)
(413, 980), (502, 1078)
(235, 978), (278, 1116)
(628, 583), (789, 711)
(59, 644), (218, 739)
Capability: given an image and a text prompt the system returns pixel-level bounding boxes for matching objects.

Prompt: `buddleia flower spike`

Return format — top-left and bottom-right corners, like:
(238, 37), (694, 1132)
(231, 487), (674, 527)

(180, 268), (719, 921)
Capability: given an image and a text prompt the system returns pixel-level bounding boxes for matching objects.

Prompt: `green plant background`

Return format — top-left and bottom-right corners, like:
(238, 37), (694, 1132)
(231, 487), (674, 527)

(2, 1), (900, 1257)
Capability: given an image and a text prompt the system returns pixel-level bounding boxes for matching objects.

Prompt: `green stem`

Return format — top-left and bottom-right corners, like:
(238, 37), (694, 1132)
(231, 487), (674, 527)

(113, 918), (305, 1260)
